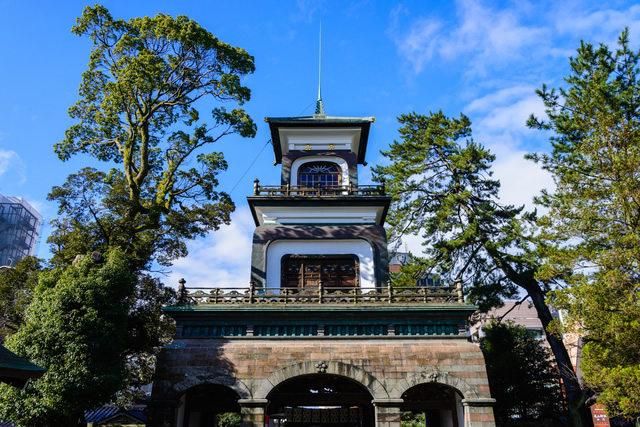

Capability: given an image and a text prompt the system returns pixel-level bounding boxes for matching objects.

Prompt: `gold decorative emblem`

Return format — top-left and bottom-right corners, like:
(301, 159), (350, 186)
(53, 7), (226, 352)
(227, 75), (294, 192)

(329, 144), (335, 150)
(305, 144), (311, 151)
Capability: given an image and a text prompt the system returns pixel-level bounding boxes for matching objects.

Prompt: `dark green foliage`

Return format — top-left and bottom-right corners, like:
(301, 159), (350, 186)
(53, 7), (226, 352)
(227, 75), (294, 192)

(373, 111), (526, 311)
(217, 412), (241, 427)
(401, 411), (426, 427)
(374, 111), (590, 426)
(36, 3), (251, 410)
(49, 5), (257, 269)
(528, 28), (640, 419)
(480, 320), (565, 423)
(0, 5), (255, 421)
(0, 250), (134, 426)
(0, 257), (43, 339)
(390, 253), (429, 287)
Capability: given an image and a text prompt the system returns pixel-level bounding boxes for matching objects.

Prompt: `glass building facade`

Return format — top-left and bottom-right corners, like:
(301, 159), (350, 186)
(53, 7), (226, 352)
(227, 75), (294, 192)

(0, 194), (42, 267)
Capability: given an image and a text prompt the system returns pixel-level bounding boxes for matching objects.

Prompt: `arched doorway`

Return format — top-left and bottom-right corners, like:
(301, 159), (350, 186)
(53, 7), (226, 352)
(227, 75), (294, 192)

(177, 384), (240, 427)
(266, 374), (374, 427)
(400, 383), (464, 427)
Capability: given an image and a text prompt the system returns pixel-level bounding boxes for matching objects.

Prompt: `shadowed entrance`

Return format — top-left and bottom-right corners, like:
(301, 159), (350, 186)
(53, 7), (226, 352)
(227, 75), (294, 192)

(178, 384), (240, 427)
(400, 383), (464, 427)
(266, 374), (374, 427)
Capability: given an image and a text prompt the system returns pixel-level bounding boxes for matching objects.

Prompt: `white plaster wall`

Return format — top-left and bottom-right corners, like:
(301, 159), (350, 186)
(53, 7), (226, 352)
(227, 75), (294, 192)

(290, 156), (350, 186)
(259, 205), (379, 225)
(266, 239), (375, 289)
(278, 127), (362, 155)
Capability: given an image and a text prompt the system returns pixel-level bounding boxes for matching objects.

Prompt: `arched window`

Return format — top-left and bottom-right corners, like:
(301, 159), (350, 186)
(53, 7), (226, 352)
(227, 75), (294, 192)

(299, 162), (342, 187)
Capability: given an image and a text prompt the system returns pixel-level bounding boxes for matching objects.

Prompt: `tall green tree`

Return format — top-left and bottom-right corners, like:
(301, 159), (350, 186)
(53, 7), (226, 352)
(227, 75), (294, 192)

(0, 4), (257, 419)
(0, 250), (134, 426)
(51, 2), (255, 396)
(373, 111), (592, 427)
(50, 4), (257, 270)
(528, 29), (640, 419)
(481, 320), (565, 422)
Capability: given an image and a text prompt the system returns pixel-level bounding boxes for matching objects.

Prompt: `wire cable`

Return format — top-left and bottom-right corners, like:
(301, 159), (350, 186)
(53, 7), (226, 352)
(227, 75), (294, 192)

(229, 139), (272, 195)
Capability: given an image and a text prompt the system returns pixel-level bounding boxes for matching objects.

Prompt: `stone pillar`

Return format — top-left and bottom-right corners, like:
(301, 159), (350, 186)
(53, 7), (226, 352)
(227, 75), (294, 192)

(372, 398), (403, 427)
(238, 398), (269, 427)
(146, 398), (178, 427)
(462, 398), (496, 427)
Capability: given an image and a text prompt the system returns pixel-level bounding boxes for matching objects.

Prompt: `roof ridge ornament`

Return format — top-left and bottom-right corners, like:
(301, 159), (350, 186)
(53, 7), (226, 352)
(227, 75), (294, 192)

(314, 22), (326, 119)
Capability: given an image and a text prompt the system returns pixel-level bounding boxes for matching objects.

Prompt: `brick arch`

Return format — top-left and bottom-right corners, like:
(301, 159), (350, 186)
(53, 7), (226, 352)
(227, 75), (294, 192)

(254, 360), (389, 400)
(168, 367), (252, 400)
(390, 369), (480, 400)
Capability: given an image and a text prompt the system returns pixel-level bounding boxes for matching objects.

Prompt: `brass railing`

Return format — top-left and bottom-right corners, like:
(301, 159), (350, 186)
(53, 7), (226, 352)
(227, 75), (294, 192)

(177, 281), (464, 306)
(252, 180), (386, 196)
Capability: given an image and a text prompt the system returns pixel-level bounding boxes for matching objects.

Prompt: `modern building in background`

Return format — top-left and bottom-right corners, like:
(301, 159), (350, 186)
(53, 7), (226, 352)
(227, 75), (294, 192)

(0, 194), (42, 267)
(469, 300), (548, 345)
(389, 252), (443, 287)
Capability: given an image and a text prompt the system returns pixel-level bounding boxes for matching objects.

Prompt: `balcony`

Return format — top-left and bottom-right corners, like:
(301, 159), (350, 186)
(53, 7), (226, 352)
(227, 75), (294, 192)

(253, 180), (385, 197)
(176, 281), (464, 306)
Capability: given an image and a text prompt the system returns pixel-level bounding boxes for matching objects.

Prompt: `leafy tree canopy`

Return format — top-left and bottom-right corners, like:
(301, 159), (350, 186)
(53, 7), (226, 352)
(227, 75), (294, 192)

(528, 28), (640, 419)
(49, 4), (257, 269)
(480, 320), (565, 423)
(373, 111), (532, 309)
(373, 111), (590, 426)
(0, 250), (134, 426)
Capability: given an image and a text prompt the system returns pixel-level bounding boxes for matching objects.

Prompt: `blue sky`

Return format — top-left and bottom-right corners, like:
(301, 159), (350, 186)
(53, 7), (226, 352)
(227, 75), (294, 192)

(1, 0), (639, 287)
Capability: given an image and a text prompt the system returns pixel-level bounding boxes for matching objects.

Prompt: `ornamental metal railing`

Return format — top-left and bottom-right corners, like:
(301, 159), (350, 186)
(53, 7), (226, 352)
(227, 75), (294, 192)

(176, 281), (464, 306)
(252, 179), (386, 197)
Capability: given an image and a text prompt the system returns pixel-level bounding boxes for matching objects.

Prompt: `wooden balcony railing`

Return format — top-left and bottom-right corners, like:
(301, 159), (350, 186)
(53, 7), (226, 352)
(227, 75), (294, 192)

(176, 281), (464, 306)
(252, 180), (386, 197)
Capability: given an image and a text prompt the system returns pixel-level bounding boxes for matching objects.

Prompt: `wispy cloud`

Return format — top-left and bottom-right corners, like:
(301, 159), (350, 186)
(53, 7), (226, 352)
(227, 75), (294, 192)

(466, 85), (545, 136)
(553, 3), (640, 45)
(0, 149), (26, 184)
(388, 0), (547, 75)
(463, 83), (552, 210)
(292, 0), (325, 23)
(389, 1), (640, 77)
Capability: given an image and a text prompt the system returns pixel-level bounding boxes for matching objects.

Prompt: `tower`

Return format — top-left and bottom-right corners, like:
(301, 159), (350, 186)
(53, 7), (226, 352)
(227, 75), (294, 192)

(148, 107), (496, 427)
(248, 112), (389, 292)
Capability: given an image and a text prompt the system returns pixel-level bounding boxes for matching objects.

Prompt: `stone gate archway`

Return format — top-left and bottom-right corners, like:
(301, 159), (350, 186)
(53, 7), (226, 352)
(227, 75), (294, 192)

(266, 373), (375, 426)
(254, 360), (389, 400)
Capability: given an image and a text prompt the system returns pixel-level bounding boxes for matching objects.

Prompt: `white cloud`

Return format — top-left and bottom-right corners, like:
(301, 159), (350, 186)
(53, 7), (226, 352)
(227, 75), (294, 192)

(469, 90), (545, 136)
(462, 84), (553, 210)
(553, 4), (640, 44)
(389, 0), (548, 75)
(166, 208), (255, 290)
(0, 149), (26, 184)
(492, 149), (554, 210)
(292, 0), (325, 23)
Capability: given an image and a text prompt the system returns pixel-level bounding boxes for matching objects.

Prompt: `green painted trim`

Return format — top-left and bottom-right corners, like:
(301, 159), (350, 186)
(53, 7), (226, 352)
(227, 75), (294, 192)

(165, 304), (477, 313)
(178, 322), (461, 338)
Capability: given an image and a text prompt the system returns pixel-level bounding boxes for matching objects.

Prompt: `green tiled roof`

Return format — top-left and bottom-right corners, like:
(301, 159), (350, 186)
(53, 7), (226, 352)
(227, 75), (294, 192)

(0, 344), (46, 387)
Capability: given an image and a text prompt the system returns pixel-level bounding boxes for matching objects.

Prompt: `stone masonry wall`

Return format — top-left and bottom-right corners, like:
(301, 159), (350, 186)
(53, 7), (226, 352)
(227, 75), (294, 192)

(150, 337), (495, 426)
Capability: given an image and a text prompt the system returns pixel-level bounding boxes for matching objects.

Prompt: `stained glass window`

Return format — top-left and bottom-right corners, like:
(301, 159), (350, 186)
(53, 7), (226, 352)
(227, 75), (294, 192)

(299, 162), (342, 187)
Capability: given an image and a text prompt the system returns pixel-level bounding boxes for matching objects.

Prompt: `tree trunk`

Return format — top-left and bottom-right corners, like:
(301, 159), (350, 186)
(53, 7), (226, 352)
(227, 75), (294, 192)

(527, 286), (593, 427)
(484, 245), (593, 427)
